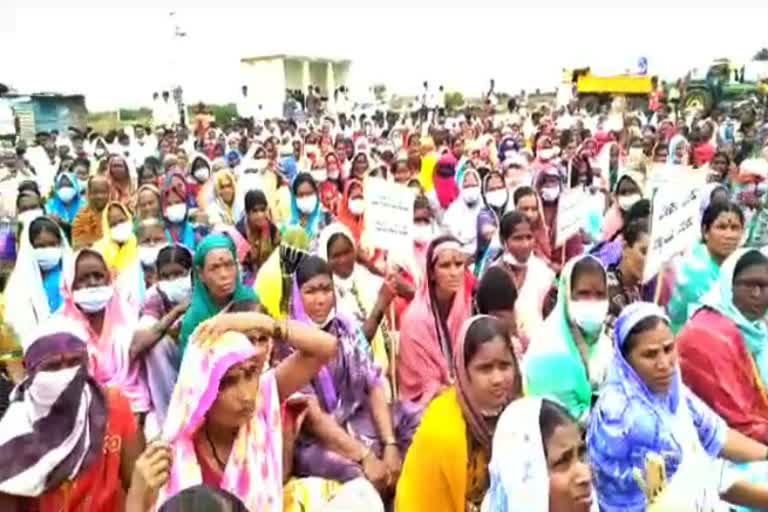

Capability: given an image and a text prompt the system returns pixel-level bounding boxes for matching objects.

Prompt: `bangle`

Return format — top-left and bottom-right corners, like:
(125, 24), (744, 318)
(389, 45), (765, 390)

(383, 439), (397, 446)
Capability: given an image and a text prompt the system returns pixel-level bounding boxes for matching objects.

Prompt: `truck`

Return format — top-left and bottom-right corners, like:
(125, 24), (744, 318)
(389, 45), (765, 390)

(563, 67), (656, 113)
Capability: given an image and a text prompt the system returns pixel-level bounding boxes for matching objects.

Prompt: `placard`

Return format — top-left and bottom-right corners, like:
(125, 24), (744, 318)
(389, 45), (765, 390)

(643, 186), (701, 283)
(364, 178), (414, 250)
(555, 188), (588, 248)
(646, 164), (707, 196)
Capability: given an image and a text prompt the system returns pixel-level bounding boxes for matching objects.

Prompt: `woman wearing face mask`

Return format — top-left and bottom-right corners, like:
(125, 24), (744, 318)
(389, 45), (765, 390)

(429, 153), (460, 216)
(72, 174), (110, 249)
(350, 152), (370, 181)
(57, 249), (151, 419)
(535, 168), (584, 269)
(669, 201), (745, 333)
(106, 155), (136, 208)
(188, 153), (212, 208)
(493, 211), (556, 341)
(667, 133), (690, 165)
(46, 172), (84, 228)
(601, 171), (645, 242)
(444, 167), (484, 257)
(136, 219), (168, 290)
(283, 256), (420, 494)
(284, 172), (328, 252)
(5, 216), (73, 345)
(206, 170), (241, 228)
(480, 170), (509, 222)
(484, 398), (594, 512)
(525, 255), (611, 423)
(588, 302), (768, 512)
(0, 321), (142, 512)
(678, 249), (768, 442)
(532, 135), (562, 176)
(398, 235), (475, 407)
(131, 245), (192, 428)
(178, 233), (257, 357)
(336, 179), (366, 245)
(236, 189), (280, 287)
(94, 202), (139, 276)
(135, 184), (162, 225)
(15, 182), (45, 228)
(397, 315), (522, 512)
(161, 173), (198, 251)
(513, 186), (553, 264)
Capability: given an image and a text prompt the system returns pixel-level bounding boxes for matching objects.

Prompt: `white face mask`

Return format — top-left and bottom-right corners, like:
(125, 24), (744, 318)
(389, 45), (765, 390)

(618, 194), (642, 212)
(193, 167), (210, 182)
(348, 198), (365, 216)
(462, 185), (481, 205)
(311, 309), (335, 330)
(34, 246), (63, 271)
(165, 203), (187, 223)
(311, 169), (327, 183)
(57, 186), (77, 203)
(539, 148), (555, 161)
(628, 147), (644, 159)
(110, 221), (133, 243)
(296, 195), (318, 214)
(158, 275), (192, 304)
(503, 251), (529, 268)
(78, 179), (89, 191)
(18, 208), (44, 226)
(29, 366), (80, 408)
(413, 223), (434, 244)
(569, 299), (608, 336)
(73, 285), (113, 313)
(541, 186), (561, 202)
(253, 158), (269, 171)
(139, 245), (161, 267)
(486, 189), (508, 209)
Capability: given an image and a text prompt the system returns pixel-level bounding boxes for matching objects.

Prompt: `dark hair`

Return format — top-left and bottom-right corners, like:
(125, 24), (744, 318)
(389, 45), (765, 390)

(227, 299), (262, 314)
(626, 199), (651, 223)
(476, 266), (518, 314)
(701, 201), (744, 233)
(621, 315), (669, 357)
(413, 194), (431, 212)
(733, 250), (768, 283)
(512, 185), (536, 206)
(539, 399), (577, 456)
(29, 217), (62, 244)
(570, 257), (605, 294)
(326, 232), (354, 258)
(623, 218), (650, 247)
(157, 245), (193, 273)
(244, 189), (269, 213)
(17, 180), (40, 197)
(464, 315), (513, 363)
(73, 157), (91, 170)
(291, 172), (318, 196)
(158, 485), (247, 512)
(499, 211), (531, 242)
(295, 255), (332, 289)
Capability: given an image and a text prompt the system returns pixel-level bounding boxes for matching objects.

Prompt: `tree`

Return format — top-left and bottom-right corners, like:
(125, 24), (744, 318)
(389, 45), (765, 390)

(444, 91), (465, 113)
(754, 48), (768, 61)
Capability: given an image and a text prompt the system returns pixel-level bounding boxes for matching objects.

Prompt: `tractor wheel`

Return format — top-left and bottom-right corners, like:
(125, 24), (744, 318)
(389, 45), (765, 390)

(682, 89), (713, 114)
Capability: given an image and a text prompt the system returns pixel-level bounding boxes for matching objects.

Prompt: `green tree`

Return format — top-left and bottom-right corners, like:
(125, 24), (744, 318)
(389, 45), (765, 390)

(754, 48), (768, 61)
(444, 91), (465, 113)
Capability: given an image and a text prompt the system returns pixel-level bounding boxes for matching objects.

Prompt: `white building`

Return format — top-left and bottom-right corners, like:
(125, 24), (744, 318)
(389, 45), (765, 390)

(240, 54), (352, 119)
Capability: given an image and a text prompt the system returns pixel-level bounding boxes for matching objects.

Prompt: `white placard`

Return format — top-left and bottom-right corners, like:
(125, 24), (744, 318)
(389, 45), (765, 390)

(643, 186), (701, 283)
(364, 178), (414, 250)
(646, 164), (707, 196)
(555, 188), (588, 248)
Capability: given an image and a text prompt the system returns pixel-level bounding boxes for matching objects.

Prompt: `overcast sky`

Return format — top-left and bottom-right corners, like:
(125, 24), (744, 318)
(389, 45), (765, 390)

(2, 4), (767, 111)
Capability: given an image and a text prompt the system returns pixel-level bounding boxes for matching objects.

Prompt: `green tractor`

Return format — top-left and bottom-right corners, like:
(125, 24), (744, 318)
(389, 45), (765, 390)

(680, 59), (766, 114)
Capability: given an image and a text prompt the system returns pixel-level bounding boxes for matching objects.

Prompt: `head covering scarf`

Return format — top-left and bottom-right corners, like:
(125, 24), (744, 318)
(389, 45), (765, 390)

(484, 398), (551, 512)
(336, 179), (365, 243)
(525, 255), (609, 422)
(46, 172), (84, 224)
(398, 236), (474, 406)
(5, 215), (73, 347)
(0, 319), (107, 496)
(587, 302), (728, 512)
(480, 170), (509, 221)
(161, 172), (197, 250)
(474, 209), (499, 277)
(700, 248), (768, 386)
(93, 201), (139, 274)
(668, 240), (721, 334)
(71, 175), (108, 248)
(209, 169), (241, 226)
(156, 332), (282, 511)
(602, 170), (646, 242)
(286, 172), (324, 240)
(178, 233), (257, 356)
(135, 183), (163, 222)
(454, 315), (521, 453)
(433, 153), (460, 209)
(668, 134), (689, 165)
(105, 155), (135, 205)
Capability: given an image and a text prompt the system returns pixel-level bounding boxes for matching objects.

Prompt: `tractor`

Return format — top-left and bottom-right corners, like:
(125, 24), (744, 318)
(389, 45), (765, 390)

(680, 59), (767, 114)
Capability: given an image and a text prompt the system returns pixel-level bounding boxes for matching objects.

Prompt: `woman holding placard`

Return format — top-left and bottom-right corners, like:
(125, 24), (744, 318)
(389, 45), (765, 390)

(668, 201), (745, 333)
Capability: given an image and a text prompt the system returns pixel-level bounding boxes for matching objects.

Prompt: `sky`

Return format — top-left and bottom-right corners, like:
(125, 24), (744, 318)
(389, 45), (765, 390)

(2, 4), (767, 111)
